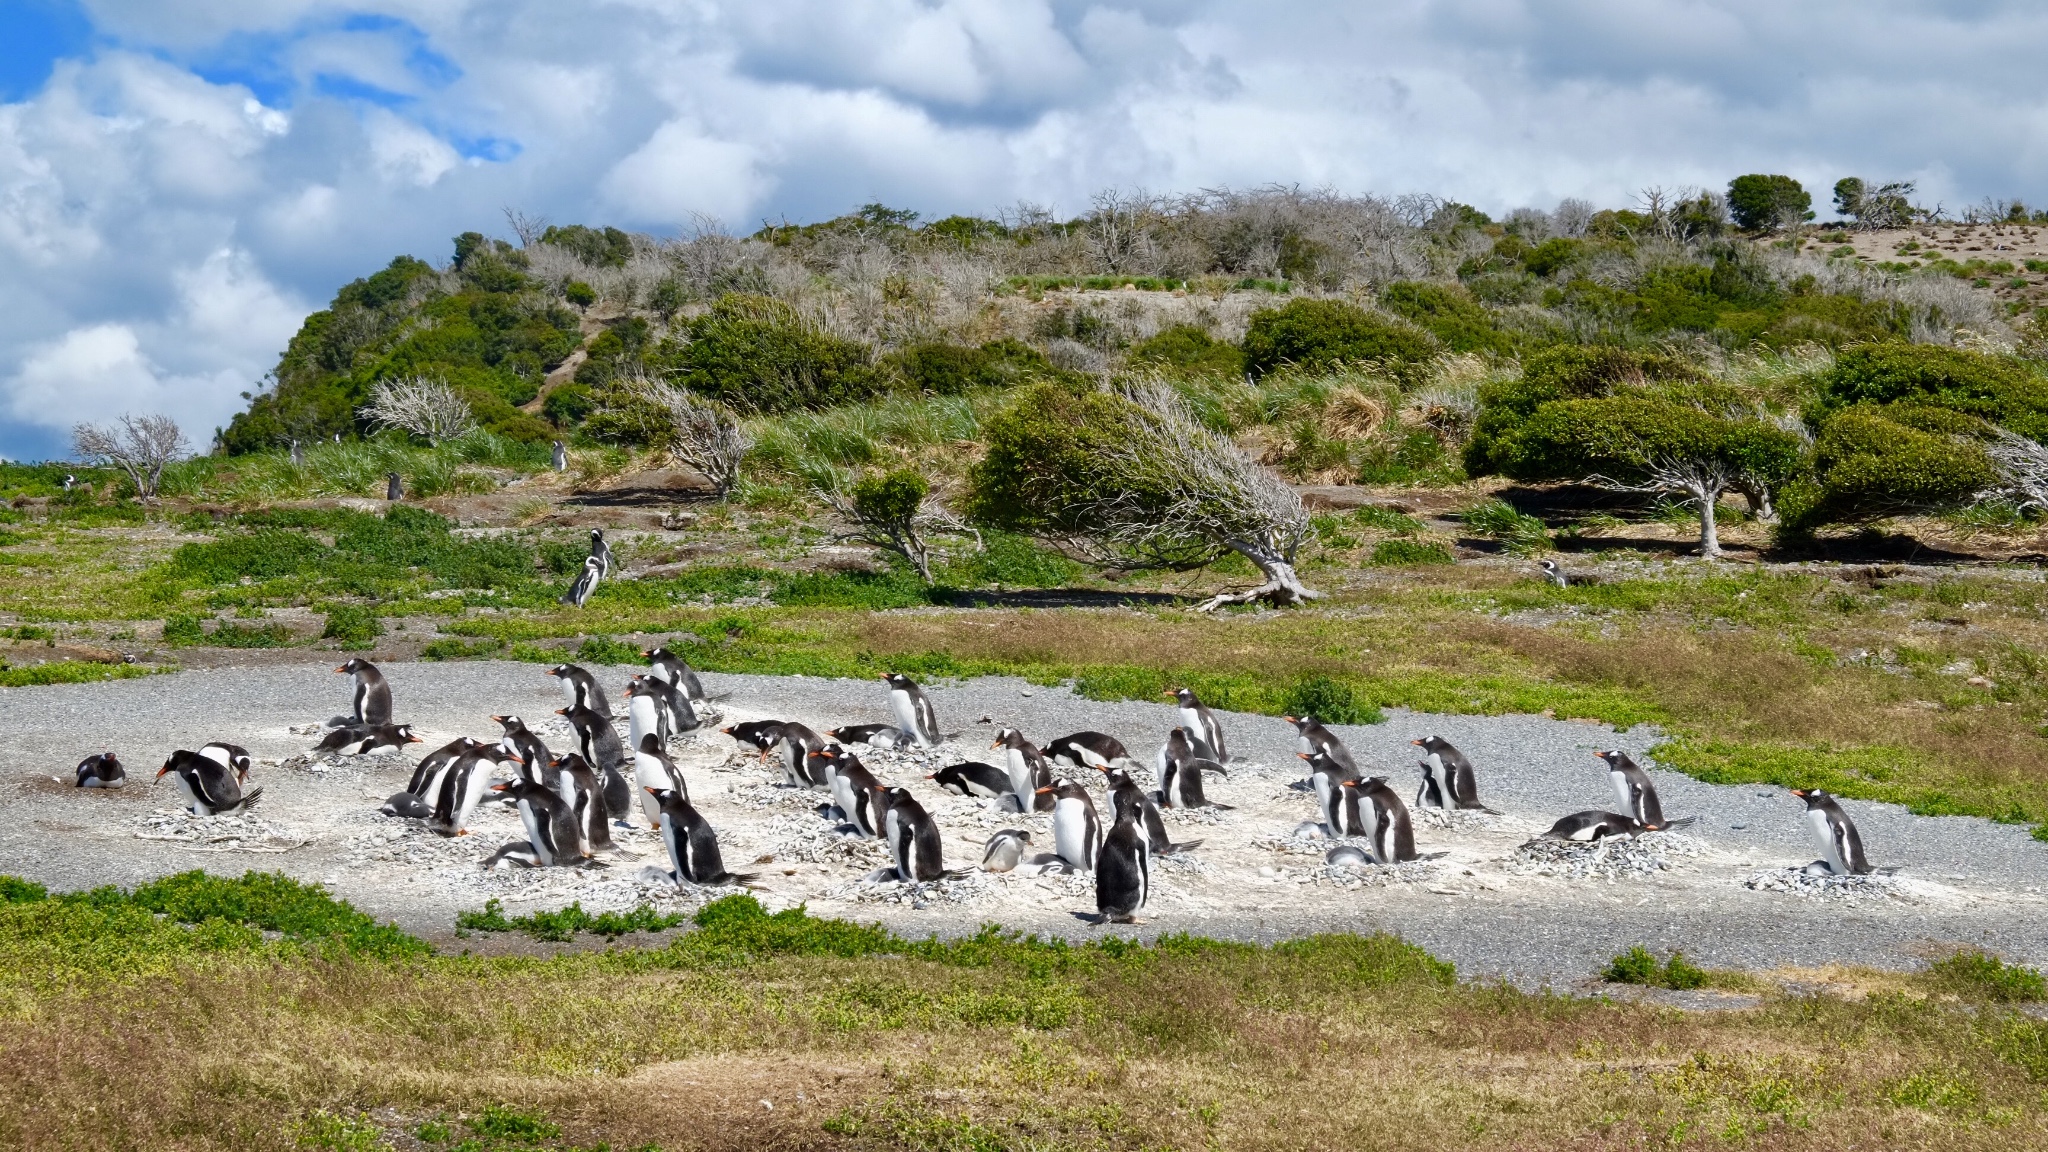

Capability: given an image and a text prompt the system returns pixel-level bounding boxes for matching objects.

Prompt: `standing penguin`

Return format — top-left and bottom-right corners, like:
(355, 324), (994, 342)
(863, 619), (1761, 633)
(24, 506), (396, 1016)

(623, 678), (670, 752)
(643, 646), (708, 708)
(560, 555), (602, 608)
(386, 472), (402, 501)
(649, 787), (755, 886)
(1301, 752), (1369, 836)
(547, 664), (611, 717)
(558, 704), (631, 823)
(1159, 730), (1228, 810)
(491, 716), (552, 787)
(631, 734), (688, 827)
(551, 440), (568, 472)
(430, 745), (519, 836)
(1045, 732), (1132, 772)
(1538, 558), (1570, 588)
(771, 722), (829, 788)
(74, 752), (126, 789)
(991, 728), (1055, 812)
(1286, 716), (1357, 775)
(1039, 779), (1101, 874)
(484, 778), (583, 868)
(550, 752), (614, 853)
(1155, 728), (1226, 784)
(820, 748), (885, 837)
(1100, 765), (1200, 856)
(1094, 806), (1151, 924)
(289, 441), (303, 467)
(1792, 789), (1877, 876)
(334, 658), (393, 727)
(1346, 776), (1419, 863)
(157, 749), (261, 815)
(1167, 687), (1228, 762)
(1598, 751), (1691, 829)
(631, 673), (698, 736)
(881, 673), (942, 747)
(874, 785), (952, 882)
(1412, 736), (1499, 813)
(407, 736), (482, 800)
(587, 527), (612, 579)
(62, 472), (76, 491)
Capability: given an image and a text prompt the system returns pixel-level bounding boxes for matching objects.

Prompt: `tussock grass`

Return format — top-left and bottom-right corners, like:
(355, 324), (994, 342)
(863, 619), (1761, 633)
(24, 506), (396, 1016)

(159, 432), (551, 504)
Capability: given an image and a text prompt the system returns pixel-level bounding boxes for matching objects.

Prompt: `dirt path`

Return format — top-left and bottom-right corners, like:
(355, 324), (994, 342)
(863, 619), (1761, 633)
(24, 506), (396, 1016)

(1, 660), (2042, 987)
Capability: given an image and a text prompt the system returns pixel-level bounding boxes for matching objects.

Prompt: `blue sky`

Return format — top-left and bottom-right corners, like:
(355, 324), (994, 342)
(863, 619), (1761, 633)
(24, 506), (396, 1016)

(2, 0), (2046, 460)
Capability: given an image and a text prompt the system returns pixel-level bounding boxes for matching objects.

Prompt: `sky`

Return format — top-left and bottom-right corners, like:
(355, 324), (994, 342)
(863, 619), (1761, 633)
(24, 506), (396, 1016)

(2, 1), (2046, 461)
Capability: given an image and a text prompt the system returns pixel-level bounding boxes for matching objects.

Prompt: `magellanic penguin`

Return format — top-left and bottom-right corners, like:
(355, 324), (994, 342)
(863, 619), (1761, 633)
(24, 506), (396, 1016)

(1160, 729), (1230, 810)
(550, 753), (614, 854)
(1597, 751), (1693, 829)
(1039, 779), (1101, 874)
(828, 724), (912, 750)
(288, 441), (302, 467)
(1101, 765), (1201, 856)
(491, 716), (552, 787)
(551, 439), (568, 472)
(1167, 687), (1228, 762)
(623, 678), (671, 752)
(1286, 715), (1357, 775)
(1538, 558), (1569, 588)
(881, 673), (942, 747)
(1093, 805), (1151, 924)
(588, 527), (612, 580)
(1792, 789), (1879, 876)
(1301, 752), (1370, 836)
(335, 658), (393, 727)
(643, 647), (707, 707)
(316, 722), (421, 756)
(721, 720), (787, 764)
(75, 752), (126, 789)
(772, 722), (829, 789)
(547, 663), (611, 717)
(484, 779), (583, 868)
(1344, 776), (1419, 863)
(1411, 736), (1500, 813)
(558, 704), (631, 821)
(874, 785), (955, 883)
(649, 787), (755, 887)
(560, 555), (602, 608)
(1538, 810), (1653, 843)
(981, 829), (1033, 873)
(631, 734), (688, 827)
(157, 749), (261, 815)
(991, 728), (1055, 812)
(819, 748), (885, 837)
(1046, 732), (1132, 772)
(928, 761), (1012, 799)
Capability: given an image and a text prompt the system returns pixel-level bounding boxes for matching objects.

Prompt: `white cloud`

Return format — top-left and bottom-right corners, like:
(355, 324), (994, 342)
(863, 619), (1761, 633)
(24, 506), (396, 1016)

(603, 120), (770, 224)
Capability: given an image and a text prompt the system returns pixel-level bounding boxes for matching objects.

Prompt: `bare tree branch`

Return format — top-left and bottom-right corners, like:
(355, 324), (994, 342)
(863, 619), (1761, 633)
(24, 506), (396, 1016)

(613, 371), (750, 497)
(359, 377), (478, 445)
(1980, 430), (2048, 512)
(71, 414), (186, 503)
(1586, 454), (1738, 558)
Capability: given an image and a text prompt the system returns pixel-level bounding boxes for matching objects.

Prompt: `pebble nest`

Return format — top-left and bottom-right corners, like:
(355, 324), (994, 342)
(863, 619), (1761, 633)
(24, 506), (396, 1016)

(1742, 867), (1914, 901)
(1507, 832), (1703, 880)
(132, 809), (314, 853)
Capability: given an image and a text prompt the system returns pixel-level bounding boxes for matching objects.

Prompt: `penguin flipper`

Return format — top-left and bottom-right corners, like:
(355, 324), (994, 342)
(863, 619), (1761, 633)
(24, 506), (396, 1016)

(1659, 815), (1697, 829)
(1203, 801), (1236, 811)
(1156, 839), (1203, 855)
(236, 787), (263, 810)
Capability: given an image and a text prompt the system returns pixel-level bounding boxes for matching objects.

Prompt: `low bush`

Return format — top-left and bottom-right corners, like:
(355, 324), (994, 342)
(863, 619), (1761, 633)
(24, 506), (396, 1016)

(1924, 951), (2047, 1002)
(320, 604), (384, 648)
(456, 898), (687, 942)
(1370, 538), (1454, 566)
(1128, 324), (1245, 378)
(208, 620), (293, 648)
(1815, 344), (2048, 441)
(1379, 281), (1514, 354)
(941, 531), (1083, 588)
(1241, 299), (1439, 380)
(1279, 674), (1383, 725)
(1784, 408), (1998, 529)
(1603, 945), (1707, 990)
(668, 293), (885, 413)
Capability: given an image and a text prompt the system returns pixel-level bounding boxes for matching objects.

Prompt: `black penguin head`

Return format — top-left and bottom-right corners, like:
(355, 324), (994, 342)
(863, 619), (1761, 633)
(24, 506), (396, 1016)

(992, 728), (1024, 750)
(1595, 750), (1630, 769)
(1285, 714), (1318, 731)
(1413, 736), (1445, 752)
(493, 714), (522, 730)
(1103, 766), (1135, 789)
(1791, 788), (1831, 808)
(335, 658), (366, 675)
(1167, 687), (1197, 706)
(881, 673), (913, 689)
(396, 725), (421, 743)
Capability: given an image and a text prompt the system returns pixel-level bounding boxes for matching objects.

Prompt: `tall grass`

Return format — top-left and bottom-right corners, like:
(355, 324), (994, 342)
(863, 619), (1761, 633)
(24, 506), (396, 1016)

(160, 433), (551, 503)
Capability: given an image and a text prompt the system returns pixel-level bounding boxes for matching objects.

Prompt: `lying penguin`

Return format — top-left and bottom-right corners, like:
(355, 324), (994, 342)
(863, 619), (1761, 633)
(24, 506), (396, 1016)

(75, 752), (126, 789)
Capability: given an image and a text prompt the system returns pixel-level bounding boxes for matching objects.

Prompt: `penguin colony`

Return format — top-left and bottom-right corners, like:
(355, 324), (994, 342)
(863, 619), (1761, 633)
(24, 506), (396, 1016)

(87, 658), (1894, 927)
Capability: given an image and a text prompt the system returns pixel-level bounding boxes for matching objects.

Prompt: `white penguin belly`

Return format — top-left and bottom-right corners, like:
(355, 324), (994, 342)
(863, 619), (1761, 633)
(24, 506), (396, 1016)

(628, 697), (660, 752)
(1807, 808), (1847, 873)
(1053, 800), (1092, 871)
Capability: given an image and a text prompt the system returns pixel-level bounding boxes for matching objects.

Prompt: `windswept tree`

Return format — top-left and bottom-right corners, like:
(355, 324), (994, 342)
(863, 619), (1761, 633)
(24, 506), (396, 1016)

(1727, 174), (1812, 234)
(608, 371), (750, 497)
(819, 467), (961, 584)
(72, 414), (186, 503)
(969, 379), (1316, 608)
(359, 376), (477, 445)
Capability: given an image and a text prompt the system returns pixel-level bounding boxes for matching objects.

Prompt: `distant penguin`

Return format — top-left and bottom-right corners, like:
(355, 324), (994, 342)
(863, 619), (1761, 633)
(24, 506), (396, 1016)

(62, 473), (76, 492)
(1094, 807), (1150, 923)
(828, 724), (912, 750)
(1154, 728), (1226, 784)
(1286, 715), (1357, 775)
(333, 431), (342, 444)
(881, 673), (941, 747)
(316, 722), (421, 756)
(1167, 687), (1228, 762)
(560, 555), (602, 608)
(981, 828), (1033, 873)
(1346, 776), (1419, 863)
(875, 785), (952, 882)
(772, 722), (829, 789)
(631, 734), (688, 827)
(721, 720), (786, 764)
(289, 441), (303, 467)
(650, 787), (755, 886)
(484, 778), (582, 868)
(1539, 810), (1651, 842)
(550, 753), (614, 853)
(157, 749), (261, 815)
(1045, 732), (1131, 772)
(1302, 752), (1369, 836)
(928, 761), (1012, 799)
(1101, 765), (1200, 856)
(643, 646), (707, 707)
(821, 748), (884, 838)
(588, 527), (612, 580)
(491, 715), (551, 787)
(557, 704), (631, 822)
(1538, 558), (1569, 588)
(1792, 789), (1877, 876)
(1411, 736), (1499, 813)
(547, 664), (610, 717)
(386, 472), (402, 501)
(74, 751), (126, 789)
(335, 658), (393, 727)
(1040, 779), (1101, 874)
(991, 728), (1055, 812)
(551, 440), (568, 472)
(1597, 750), (1691, 829)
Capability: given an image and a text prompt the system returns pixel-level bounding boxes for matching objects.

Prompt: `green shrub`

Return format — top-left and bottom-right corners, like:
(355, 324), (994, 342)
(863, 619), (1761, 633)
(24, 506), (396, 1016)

(883, 339), (1049, 395)
(1241, 299), (1439, 380)
(209, 620), (293, 648)
(671, 293), (884, 413)
(456, 898), (686, 942)
(942, 531), (1083, 588)
(1785, 408), (1998, 528)
(1727, 174), (1812, 232)
(125, 870), (428, 959)
(320, 604), (384, 648)
(1279, 675), (1383, 724)
(1379, 281), (1513, 354)
(1465, 346), (1707, 474)
(162, 614), (205, 646)
(541, 223), (634, 267)
(1816, 344), (2048, 440)
(1350, 505), (1424, 534)
(1370, 538), (1454, 566)
(1924, 951), (2047, 1002)
(1129, 325), (1245, 378)
(563, 280), (596, 307)
(965, 381), (1143, 536)
(1603, 946), (1706, 989)
(540, 381), (595, 426)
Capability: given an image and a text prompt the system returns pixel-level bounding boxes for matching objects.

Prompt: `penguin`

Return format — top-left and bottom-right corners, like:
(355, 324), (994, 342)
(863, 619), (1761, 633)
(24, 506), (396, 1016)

(560, 555), (602, 608)
(557, 705), (631, 823)
(649, 787), (755, 886)
(1286, 715), (1357, 775)
(1045, 732), (1132, 772)
(407, 736), (483, 799)
(1325, 844), (1372, 868)
(1411, 736), (1500, 813)
(980, 829), (1033, 873)
(874, 785), (953, 882)
(74, 751), (126, 789)
(820, 748), (884, 837)
(484, 779), (583, 868)
(721, 720), (786, 763)
(1160, 731), (1228, 810)
(1346, 776), (1419, 864)
(631, 734), (688, 827)
(315, 723), (421, 756)
(1039, 779), (1101, 874)
(1301, 752), (1369, 836)
(1597, 751), (1692, 829)
(772, 722), (829, 789)
(1792, 789), (1877, 876)
(1094, 806), (1151, 924)
(1100, 765), (1200, 856)
(551, 440), (568, 472)
(623, 678), (670, 752)
(333, 432), (342, 444)
(335, 658), (393, 727)
(289, 441), (303, 467)
(491, 716), (551, 787)
(1538, 810), (1652, 842)
(1538, 558), (1569, 588)
(881, 673), (941, 747)
(197, 742), (254, 783)
(638, 673), (700, 734)
(588, 527), (612, 580)
(1154, 728), (1227, 784)
(156, 749), (261, 815)
(430, 746), (519, 837)
(643, 647), (708, 707)
(1166, 687), (1228, 762)
(827, 724), (912, 750)
(62, 473), (76, 492)
(929, 760), (1015, 800)
(991, 728), (1055, 812)
(380, 792), (432, 818)
(547, 663), (611, 717)
(550, 753), (614, 853)
(386, 472), (402, 501)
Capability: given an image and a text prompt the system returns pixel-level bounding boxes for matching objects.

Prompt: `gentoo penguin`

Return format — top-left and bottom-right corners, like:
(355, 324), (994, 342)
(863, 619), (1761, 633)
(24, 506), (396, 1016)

(430, 746), (518, 837)
(380, 792), (433, 818)
(1792, 789), (1877, 876)
(630, 673), (698, 738)
(928, 761), (1012, 799)
(1412, 736), (1499, 813)
(335, 658), (393, 727)
(1597, 751), (1692, 829)
(157, 749), (261, 815)
(820, 748), (884, 838)
(721, 720), (786, 763)
(1160, 730), (1228, 810)
(1039, 779), (1101, 874)
(623, 678), (670, 753)
(1101, 765), (1200, 855)
(75, 752), (126, 789)
(560, 555), (602, 608)
(1286, 715), (1357, 775)
(874, 785), (952, 882)
(1302, 753), (1369, 836)
(289, 441), (302, 467)
(828, 724), (912, 750)
(551, 440), (568, 472)
(642, 645), (708, 706)
(547, 663), (611, 717)
(881, 673), (941, 747)
(491, 716), (551, 787)
(1045, 732), (1132, 772)
(649, 787), (755, 886)
(588, 527), (612, 580)
(386, 472), (402, 501)
(1167, 687), (1228, 762)
(772, 722), (829, 789)
(1346, 776), (1419, 863)
(550, 753), (614, 853)
(197, 742), (254, 783)
(557, 705), (631, 822)
(407, 736), (483, 799)
(1094, 807), (1150, 924)
(1325, 844), (1372, 868)
(631, 734), (688, 827)
(991, 728), (1055, 812)
(316, 722), (421, 756)
(1154, 728), (1227, 784)
(484, 779), (582, 868)
(1539, 810), (1652, 842)
(981, 829), (1033, 873)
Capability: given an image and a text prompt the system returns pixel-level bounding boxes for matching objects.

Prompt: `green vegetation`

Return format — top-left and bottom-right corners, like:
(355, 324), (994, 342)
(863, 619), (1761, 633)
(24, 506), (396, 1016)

(1727, 174), (1813, 232)
(1604, 945), (1709, 990)
(1241, 298), (1439, 380)
(1923, 951), (2047, 1003)
(456, 898), (689, 942)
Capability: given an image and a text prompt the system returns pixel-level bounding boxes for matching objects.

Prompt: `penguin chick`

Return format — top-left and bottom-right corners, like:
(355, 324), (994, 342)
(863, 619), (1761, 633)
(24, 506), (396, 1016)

(75, 751), (126, 789)
(980, 829), (1033, 873)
